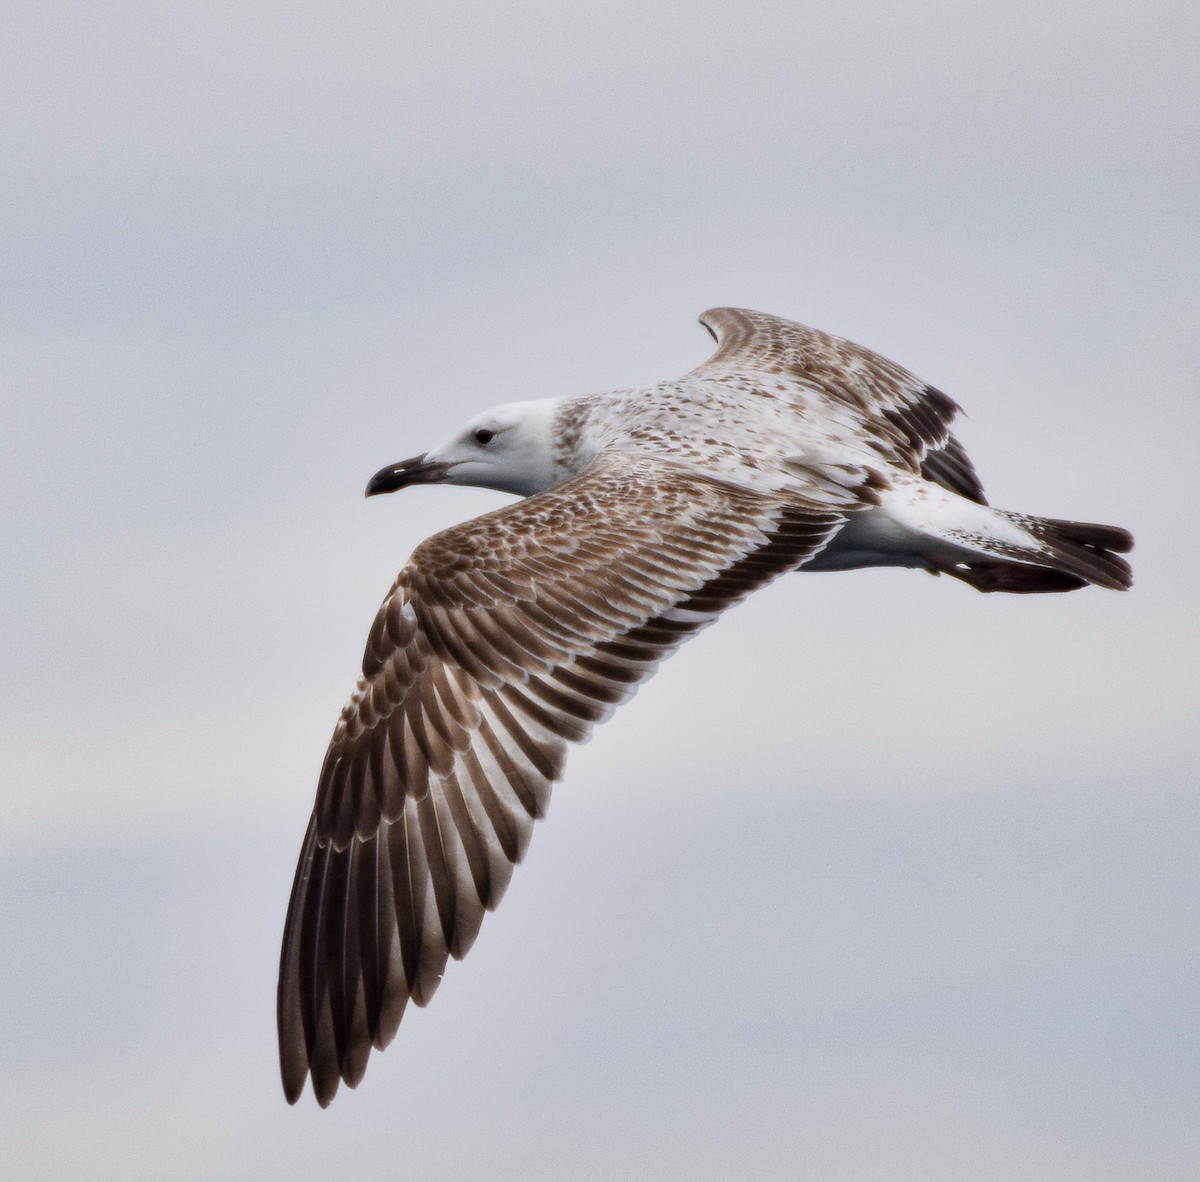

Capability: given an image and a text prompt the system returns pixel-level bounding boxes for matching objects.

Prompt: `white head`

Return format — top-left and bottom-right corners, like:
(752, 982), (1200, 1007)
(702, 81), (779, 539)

(365, 398), (575, 500)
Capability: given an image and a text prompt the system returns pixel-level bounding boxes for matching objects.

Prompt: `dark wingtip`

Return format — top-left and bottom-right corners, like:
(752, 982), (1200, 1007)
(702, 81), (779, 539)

(280, 1046), (309, 1105)
(280, 1063), (305, 1106)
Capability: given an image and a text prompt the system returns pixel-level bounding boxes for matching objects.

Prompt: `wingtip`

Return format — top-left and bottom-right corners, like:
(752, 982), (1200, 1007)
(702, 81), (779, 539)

(280, 1069), (343, 1109)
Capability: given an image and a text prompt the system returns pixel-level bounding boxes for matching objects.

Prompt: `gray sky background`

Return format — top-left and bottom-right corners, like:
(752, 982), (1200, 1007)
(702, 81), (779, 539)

(3, 2), (1197, 1178)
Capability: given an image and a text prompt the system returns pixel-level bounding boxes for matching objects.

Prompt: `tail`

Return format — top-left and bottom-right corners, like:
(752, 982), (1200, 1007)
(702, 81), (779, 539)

(939, 512), (1133, 594)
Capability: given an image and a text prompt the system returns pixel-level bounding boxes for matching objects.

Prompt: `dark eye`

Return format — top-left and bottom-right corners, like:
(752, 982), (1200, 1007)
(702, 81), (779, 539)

(473, 428), (495, 445)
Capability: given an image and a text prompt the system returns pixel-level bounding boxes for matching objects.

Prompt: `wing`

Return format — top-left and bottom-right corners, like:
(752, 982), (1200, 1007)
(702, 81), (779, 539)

(918, 433), (987, 505)
(278, 452), (848, 1105)
(691, 307), (987, 503)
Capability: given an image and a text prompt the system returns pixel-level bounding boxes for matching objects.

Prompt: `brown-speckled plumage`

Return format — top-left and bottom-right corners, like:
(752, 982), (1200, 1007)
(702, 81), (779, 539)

(278, 308), (1132, 1105)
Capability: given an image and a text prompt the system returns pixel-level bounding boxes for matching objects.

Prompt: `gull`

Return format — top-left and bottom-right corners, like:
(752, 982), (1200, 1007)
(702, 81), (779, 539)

(278, 307), (1132, 1105)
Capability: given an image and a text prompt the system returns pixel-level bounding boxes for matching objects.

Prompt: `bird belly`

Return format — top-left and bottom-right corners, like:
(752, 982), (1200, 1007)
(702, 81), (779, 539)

(802, 504), (973, 573)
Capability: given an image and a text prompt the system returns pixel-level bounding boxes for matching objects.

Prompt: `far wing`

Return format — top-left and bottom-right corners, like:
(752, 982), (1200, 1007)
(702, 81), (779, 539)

(692, 307), (986, 502)
(278, 451), (846, 1105)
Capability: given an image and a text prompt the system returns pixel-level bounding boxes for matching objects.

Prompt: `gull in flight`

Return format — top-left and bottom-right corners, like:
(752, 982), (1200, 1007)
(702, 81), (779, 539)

(278, 308), (1132, 1105)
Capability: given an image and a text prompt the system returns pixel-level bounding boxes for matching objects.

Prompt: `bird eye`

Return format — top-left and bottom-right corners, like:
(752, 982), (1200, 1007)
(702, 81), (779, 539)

(473, 428), (495, 445)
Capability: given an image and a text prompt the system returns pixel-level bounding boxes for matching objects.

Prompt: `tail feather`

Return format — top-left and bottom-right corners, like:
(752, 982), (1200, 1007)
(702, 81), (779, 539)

(939, 510), (1134, 593)
(813, 481), (1134, 595)
(940, 563), (1089, 594)
(1001, 512), (1134, 590)
(1034, 517), (1134, 554)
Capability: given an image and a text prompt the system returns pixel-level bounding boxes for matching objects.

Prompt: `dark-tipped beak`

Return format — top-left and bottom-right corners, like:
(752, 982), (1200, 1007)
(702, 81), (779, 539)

(364, 455), (453, 497)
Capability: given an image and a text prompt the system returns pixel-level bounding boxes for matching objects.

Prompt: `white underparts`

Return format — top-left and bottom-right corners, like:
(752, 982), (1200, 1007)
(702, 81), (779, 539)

(803, 483), (1033, 574)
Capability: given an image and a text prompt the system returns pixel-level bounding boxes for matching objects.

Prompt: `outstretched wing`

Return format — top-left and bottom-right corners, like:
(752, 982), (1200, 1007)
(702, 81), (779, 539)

(279, 451), (847, 1105)
(691, 307), (987, 504)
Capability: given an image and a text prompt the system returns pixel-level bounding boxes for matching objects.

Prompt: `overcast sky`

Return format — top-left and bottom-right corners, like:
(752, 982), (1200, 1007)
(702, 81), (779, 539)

(3, 2), (1198, 1179)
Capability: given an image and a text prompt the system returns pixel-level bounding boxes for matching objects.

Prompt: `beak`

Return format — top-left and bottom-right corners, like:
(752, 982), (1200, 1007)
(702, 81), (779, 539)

(364, 454), (453, 497)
